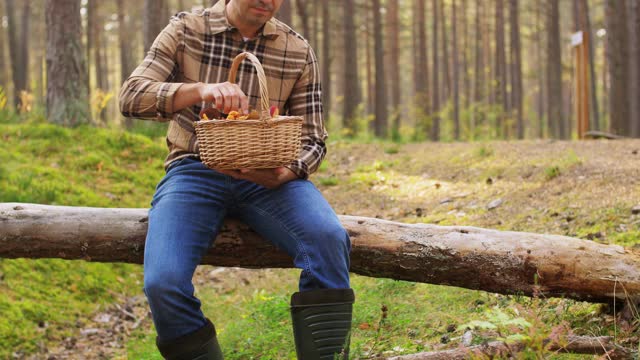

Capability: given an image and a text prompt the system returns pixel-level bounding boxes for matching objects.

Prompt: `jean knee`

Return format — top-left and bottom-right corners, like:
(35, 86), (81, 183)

(309, 223), (351, 266)
(144, 269), (192, 301)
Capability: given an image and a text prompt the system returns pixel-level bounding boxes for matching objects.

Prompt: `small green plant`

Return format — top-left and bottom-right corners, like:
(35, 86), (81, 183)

(384, 145), (400, 154)
(476, 145), (494, 158)
(545, 165), (561, 180)
(317, 176), (339, 186)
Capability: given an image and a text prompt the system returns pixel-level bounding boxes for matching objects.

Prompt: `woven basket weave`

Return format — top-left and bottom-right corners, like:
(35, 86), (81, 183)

(195, 52), (303, 169)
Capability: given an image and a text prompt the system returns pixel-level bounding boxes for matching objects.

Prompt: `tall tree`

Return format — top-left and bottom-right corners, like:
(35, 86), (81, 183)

(628, 0), (640, 137)
(92, 1), (108, 92)
(144, 0), (167, 54)
(0, 1), (8, 92)
(461, 0), (470, 109)
(547, 0), (565, 139)
(118, 0), (136, 127)
(343, 0), (361, 134)
(439, 0), (451, 104)
(580, 0), (599, 131)
(431, 0), (440, 141)
(387, 0), (401, 139)
(452, 0), (460, 140)
(494, 0), (507, 137)
(311, 0), (319, 48)
(321, 0), (331, 117)
(535, 0), (545, 137)
(5, 0), (30, 108)
(509, 0), (523, 139)
(117, 0), (135, 83)
(415, 0), (430, 120)
(605, 0), (630, 136)
(365, 6), (374, 117)
(87, 0), (94, 92)
(277, 0), (292, 25)
(295, 0), (309, 39)
(46, 0), (90, 126)
(372, 0), (387, 138)
(473, 0), (484, 136)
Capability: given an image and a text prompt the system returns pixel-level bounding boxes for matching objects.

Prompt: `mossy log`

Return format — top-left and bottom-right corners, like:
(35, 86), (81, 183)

(1, 203), (639, 304)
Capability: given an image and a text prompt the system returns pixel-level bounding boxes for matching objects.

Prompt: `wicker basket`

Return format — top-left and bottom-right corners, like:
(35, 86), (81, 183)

(195, 52), (303, 169)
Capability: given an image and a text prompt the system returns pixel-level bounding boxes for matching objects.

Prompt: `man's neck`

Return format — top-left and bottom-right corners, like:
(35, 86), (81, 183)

(226, 6), (261, 39)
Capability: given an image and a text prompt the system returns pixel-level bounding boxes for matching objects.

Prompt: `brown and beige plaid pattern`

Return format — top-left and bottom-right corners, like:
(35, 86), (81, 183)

(119, 0), (326, 179)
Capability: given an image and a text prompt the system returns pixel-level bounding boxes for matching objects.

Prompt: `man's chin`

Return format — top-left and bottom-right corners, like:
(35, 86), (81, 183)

(247, 17), (270, 27)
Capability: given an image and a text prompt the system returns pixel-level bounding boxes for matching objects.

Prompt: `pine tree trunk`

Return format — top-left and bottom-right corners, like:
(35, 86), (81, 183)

(45, 0), (90, 126)
(510, 0), (523, 139)
(86, 0), (94, 93)
(118, 0), (135, 128)
(6, 0), (27, 108)
(143, 0), (167, 54)
(0, 2), (7, 92)
(461, 0), (470, 111)
(431, 0), (440, 141)
(118, 0), (134, 84)
(295, 0), (309, 40)
(31, 5), (45, 107)
(452, 0), (460, 140)
(547, 0), (565, 139)
(372, 0), (387, 138)
(628, 0), (640, 137)
(415, 0), (430, 120)
(321, 0), (331, 118)
(605, 0), (630, 136)
(342, 0), (360, 135)
(495, 0), (507, 138)
(536, 0), (545, 137)
(277, 0), (292, 25)
(581, 0), (600, 131)
(387, 0), (401, 140)
(19, 0), (30, 100)
(365, 9), (374, 121)
(311, 1), (319, 49)
(473, 0), (483, 118)
(439, 0), (451, 105)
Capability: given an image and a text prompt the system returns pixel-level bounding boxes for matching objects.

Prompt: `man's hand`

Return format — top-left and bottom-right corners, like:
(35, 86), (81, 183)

(199, 82), (249, 115)
(216, 167), (299, 189)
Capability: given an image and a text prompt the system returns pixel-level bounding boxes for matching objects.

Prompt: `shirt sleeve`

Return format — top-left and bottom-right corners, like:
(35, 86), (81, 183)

(118, 16), (184, 121)
(285, 46), (327, 179)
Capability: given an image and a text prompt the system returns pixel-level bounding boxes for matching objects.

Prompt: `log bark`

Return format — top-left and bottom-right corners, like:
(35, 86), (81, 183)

(387, 335), (634, 360)
(1, 203), (639, 303)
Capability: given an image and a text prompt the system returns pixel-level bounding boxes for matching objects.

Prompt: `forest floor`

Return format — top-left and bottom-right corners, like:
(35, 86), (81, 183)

(19, 137), (640, 359)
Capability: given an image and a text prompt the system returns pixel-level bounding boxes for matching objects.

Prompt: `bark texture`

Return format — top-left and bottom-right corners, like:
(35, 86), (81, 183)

(45, 0), (90, 126)
(1, 203), (639, 304)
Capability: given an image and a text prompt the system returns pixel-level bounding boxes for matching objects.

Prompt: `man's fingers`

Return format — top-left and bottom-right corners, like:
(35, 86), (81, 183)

(218, 86), (233, 114)
(213, 88), (224, 111)
(232, 84), (250, 114)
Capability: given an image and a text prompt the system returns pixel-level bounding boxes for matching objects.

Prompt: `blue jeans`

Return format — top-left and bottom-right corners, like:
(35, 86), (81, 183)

(143, 157), (351, 341)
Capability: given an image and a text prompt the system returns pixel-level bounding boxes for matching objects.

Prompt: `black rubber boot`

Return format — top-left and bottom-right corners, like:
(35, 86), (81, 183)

(290, 288), (355, 360)
(156, 319), (224, 360)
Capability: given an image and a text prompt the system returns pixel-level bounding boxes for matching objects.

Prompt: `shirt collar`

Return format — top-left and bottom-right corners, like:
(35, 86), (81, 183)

(209, 0), (278, 39)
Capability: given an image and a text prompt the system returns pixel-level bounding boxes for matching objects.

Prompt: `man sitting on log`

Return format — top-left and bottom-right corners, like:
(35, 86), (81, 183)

(118, 0), (354, 359)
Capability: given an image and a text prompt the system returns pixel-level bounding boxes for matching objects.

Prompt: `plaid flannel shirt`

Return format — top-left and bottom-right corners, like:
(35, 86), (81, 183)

(119, 0), (326, 179)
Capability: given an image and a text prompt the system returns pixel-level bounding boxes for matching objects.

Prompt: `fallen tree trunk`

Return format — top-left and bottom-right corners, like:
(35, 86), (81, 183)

(386, 335), (635, 360)
(1, 203), (639, 303)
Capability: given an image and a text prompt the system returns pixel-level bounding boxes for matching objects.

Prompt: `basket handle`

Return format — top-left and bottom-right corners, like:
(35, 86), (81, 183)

(228, 52), (271, 119)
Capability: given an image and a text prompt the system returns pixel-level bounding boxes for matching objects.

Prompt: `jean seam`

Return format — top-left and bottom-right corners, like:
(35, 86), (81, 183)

(242, 203), (315, 284)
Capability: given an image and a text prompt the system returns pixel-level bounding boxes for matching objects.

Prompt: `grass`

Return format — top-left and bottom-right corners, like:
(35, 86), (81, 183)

(0, 114), (166, 357)
(1, 113), (638, 358)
